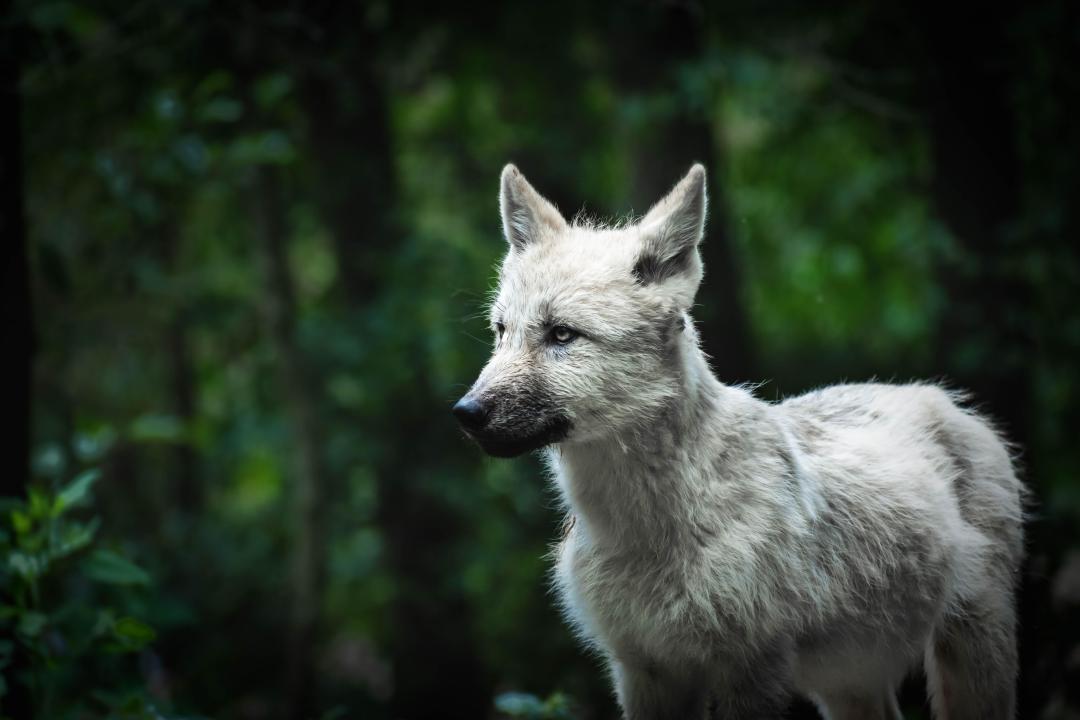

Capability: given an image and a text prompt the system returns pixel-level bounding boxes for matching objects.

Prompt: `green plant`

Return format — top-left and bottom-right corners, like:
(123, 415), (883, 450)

(495, 691), (575, 720)
(0, 470), (165, 719)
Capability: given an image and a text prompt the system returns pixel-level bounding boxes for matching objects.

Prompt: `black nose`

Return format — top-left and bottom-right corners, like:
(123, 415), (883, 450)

(452, 396), (489, 430)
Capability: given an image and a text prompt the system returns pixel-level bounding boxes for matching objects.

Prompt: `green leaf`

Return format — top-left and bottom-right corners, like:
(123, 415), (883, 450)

(254, 73), (292, 110)
(50, 517), (100, 561)
(8, 551), (46, 581)
(128, 414), (186, 444)
(10, 509), (31, 536)
(495, 692), (573, 719)
(54, 468), (101, 515)
(199, 97), (243, 123)
(92, 608), (116, 638)
(495, 692), (546, 717)
(28, 487), (51, 519)
(228, 131), (296, 166)
(17, 611), (47, 637)
(542, 692), (572, 717)
(111, 616), (156, 651)
(83, 549), (151, 586)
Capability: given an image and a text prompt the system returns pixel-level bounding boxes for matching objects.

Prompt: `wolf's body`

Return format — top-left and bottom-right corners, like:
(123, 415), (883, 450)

(454, 164), (1025, 719)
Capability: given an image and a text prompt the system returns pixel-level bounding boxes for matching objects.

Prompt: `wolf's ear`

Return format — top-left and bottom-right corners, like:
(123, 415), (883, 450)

(633, 164), (707, 292)
(500, 164), (568, 251)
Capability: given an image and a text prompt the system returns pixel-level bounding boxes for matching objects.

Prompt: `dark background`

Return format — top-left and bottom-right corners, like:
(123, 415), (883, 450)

(2, 0), (1079, 718)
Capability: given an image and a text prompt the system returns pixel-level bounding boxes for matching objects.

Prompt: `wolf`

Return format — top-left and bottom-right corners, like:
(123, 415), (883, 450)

(453, 163), (1025, 719)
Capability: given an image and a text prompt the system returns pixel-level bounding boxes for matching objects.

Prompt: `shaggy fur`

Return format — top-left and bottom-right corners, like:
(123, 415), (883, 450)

(454, 164), (1025, 719)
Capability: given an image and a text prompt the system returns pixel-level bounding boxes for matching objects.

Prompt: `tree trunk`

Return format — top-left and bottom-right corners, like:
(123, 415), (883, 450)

(167, 313), (199, 510)
(252, 166), (325, 719)
(296, 11), (492, 718)
(608, 2), (754, 384)
(161, 223), (201, 513)
(0, 0), (31, 502)
(0, 3), (34, 716)
(301, 6), (397, 307)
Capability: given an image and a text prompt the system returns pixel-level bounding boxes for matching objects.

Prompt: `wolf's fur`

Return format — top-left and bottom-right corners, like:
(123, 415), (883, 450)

(455, 164), (1025, 719)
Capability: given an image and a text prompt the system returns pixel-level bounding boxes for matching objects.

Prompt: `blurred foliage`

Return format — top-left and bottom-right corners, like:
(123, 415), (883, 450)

(0, 470), (167, 718)
(495, 692), (574, 720)
(6, 0), (1079, 718)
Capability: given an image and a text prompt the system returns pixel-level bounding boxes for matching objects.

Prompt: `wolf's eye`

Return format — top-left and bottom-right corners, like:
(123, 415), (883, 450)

(551, 326), (578, 345)
(495, 322), (505, 338)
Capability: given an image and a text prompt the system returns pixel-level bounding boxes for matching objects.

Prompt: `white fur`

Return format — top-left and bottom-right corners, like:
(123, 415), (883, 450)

(463, 164), (1026, 719)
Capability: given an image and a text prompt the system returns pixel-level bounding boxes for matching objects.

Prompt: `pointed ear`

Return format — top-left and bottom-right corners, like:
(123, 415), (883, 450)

(500, 164), (568, 251)
(633, 164), (707, 288)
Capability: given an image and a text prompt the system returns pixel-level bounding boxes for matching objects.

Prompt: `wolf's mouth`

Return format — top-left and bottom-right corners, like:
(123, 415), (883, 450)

(466, 417), (571, 458)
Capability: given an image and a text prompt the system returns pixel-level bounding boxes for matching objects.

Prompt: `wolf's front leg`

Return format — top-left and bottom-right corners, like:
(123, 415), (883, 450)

(612, 659), (709, 720)
(613, 655), (792, 720)
(708, 655), (794, 720)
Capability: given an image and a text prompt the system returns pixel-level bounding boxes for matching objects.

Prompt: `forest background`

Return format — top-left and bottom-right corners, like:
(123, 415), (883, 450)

(3, 0), (1079, 718)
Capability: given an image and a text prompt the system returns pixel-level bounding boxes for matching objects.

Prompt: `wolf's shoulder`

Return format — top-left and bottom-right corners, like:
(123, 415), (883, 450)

(773, 380), (964, 431)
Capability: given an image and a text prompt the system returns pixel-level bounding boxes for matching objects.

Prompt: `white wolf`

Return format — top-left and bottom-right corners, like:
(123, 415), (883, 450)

(453, 164), (1025, 719)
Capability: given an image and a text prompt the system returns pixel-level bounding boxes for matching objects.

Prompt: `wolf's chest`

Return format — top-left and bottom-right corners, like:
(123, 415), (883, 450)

(554, 535), (718, 661)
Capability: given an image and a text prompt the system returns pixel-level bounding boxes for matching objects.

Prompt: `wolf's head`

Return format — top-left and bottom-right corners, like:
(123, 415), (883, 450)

(454, 164), (709, 457)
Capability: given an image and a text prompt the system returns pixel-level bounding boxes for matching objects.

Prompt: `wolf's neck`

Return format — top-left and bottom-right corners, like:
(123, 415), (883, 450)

(553, 335), (757, 551)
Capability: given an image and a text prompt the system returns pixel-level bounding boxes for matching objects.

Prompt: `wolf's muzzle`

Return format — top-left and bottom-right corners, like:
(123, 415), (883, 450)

(465, 418), (571, 458)
(452, 395), (490, 431)
(452, 391), (570, 458)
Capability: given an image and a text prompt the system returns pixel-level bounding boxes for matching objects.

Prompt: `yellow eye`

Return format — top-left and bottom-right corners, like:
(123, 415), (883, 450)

(551, 326), (578, 344)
